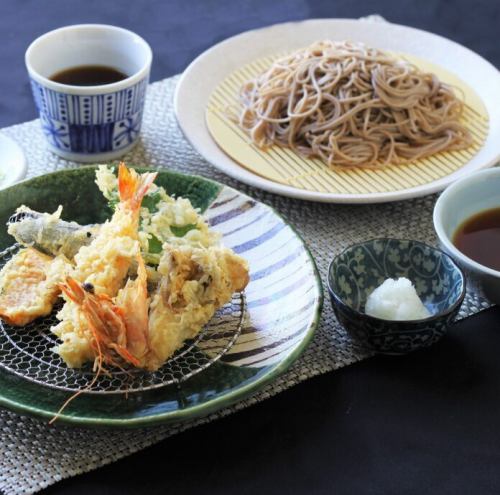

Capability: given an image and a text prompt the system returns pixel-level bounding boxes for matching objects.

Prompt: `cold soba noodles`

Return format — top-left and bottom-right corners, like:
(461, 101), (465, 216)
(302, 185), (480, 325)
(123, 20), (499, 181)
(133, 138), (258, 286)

(235, 41), (472, 168)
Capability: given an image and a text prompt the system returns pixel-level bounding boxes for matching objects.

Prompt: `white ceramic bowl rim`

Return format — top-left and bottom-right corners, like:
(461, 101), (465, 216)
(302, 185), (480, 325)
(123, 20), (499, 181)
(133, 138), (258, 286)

(433, 168), (500, 278)
(25, 24), (152, 95)
(174, 17), (500, 203)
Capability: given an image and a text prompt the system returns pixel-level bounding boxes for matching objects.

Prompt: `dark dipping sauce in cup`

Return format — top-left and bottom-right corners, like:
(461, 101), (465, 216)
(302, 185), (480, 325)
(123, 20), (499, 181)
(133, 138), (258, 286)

(50, 65), (128, 86)
(453, 207), (500, 271)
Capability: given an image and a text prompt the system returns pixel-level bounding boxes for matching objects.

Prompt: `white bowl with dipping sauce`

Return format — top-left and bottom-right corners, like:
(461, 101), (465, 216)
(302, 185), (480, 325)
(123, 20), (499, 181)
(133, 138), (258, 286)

(25, 24), (152, 162)
(433, 168), (500, 303)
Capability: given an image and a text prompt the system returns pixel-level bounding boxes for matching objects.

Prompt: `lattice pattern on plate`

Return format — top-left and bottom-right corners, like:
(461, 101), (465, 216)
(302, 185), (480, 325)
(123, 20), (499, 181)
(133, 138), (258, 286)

(0, 245), (245, 394)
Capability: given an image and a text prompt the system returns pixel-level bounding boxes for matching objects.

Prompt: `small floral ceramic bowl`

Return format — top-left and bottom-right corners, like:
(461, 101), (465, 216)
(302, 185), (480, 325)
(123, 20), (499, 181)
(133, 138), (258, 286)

(327, 238), (466, 354)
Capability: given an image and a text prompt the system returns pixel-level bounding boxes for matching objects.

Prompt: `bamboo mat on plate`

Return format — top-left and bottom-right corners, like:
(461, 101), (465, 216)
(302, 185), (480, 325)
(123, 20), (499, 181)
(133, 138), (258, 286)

(0, 73), (493, 495)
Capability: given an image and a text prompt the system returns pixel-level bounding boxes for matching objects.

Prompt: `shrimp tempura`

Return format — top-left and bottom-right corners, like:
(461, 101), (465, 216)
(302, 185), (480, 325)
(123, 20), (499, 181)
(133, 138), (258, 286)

(52, 164), (156, 368)
(72, 163), (157, 295)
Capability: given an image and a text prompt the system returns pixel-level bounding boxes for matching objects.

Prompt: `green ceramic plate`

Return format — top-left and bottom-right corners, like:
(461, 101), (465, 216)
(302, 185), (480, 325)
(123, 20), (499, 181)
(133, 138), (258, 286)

(0, 167), (322, 428)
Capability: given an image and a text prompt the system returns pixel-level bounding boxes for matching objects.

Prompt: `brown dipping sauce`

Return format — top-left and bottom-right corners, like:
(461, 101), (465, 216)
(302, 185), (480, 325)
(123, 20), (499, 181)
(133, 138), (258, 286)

(453, 207), (500, 271)
(50, 65), (128, 86)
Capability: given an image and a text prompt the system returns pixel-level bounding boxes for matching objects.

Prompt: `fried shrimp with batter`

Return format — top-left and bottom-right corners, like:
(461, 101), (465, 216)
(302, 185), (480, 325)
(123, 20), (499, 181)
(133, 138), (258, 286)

(58, 255), (150, 369)
(50, 254), (151, 424)
(0, 248), (70, 326)
(115, 254), (150, 364)
(52, 164), (157, 367)
(72, 163), (157, 295)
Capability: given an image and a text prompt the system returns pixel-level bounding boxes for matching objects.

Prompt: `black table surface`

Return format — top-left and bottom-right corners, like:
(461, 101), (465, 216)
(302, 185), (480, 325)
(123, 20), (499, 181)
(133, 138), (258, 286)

(1, 1), (500, 494)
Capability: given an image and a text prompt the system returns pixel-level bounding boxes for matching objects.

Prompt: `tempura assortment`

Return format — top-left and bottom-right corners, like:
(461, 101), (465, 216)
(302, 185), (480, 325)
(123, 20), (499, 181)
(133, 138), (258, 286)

(0, 164), (249, 373)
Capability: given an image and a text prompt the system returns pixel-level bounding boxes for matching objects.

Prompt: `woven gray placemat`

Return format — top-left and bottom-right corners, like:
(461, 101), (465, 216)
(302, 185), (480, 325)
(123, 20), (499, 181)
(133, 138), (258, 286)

(0, 75), (492, 495)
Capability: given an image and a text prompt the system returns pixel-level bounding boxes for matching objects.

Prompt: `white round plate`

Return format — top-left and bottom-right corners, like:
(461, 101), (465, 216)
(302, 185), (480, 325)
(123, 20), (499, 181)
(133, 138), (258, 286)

(174, 18), (500, 204)
(0, 134), (27, 189)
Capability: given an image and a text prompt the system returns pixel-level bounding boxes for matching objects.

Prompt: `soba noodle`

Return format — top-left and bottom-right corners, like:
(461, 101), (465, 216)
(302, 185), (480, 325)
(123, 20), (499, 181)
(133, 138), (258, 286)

(235, 41), (472, 167)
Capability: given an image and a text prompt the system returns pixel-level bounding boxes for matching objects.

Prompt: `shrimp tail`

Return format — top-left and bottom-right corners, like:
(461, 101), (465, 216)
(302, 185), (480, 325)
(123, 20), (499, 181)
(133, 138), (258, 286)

(118, 162), (158, 211)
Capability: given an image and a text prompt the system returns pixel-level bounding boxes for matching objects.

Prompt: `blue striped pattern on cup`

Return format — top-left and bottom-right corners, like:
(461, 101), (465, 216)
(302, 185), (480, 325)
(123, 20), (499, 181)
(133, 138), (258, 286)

(30, 77), (148, 154)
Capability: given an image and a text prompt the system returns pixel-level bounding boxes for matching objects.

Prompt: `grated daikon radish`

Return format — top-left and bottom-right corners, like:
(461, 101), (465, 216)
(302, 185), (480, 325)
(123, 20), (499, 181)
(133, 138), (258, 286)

(365, 277), (430, 321)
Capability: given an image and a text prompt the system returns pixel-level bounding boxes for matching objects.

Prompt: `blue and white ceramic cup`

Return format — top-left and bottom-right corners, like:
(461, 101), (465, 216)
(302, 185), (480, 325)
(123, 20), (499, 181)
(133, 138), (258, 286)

(25, 24), (152, 162)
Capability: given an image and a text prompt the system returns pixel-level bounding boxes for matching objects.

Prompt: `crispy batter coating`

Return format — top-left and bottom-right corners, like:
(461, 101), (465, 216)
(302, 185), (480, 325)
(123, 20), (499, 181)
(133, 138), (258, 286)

(0, 248), (70, 326)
